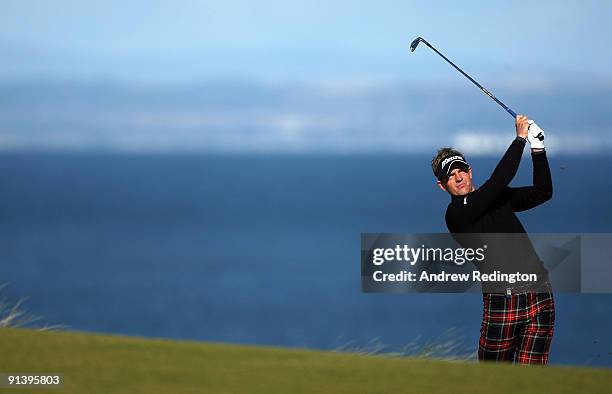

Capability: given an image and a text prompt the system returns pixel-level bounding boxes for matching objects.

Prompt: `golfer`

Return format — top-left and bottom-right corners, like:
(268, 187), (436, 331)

(432, 115), (555, 364)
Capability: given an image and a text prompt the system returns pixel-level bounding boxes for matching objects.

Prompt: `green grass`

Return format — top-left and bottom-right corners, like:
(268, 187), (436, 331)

(1, 327), (611, 393)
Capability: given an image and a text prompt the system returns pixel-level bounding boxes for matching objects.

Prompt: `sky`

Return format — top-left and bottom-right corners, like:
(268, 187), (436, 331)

(1, 0), (612, 83)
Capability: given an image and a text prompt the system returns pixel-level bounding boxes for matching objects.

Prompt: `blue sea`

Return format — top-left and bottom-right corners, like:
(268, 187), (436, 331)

(0, 153), (611, 366)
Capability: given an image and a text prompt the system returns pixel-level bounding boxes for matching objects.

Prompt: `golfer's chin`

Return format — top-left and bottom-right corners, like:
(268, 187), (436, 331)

(449, 186), (470, 196)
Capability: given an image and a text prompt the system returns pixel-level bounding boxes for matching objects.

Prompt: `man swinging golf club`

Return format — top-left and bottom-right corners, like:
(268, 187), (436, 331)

(431, 115), (555, 364)
(412, 37), (555, 363)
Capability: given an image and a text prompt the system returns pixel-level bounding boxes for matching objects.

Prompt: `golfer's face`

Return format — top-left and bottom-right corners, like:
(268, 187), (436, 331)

(444, 168), (472, 196)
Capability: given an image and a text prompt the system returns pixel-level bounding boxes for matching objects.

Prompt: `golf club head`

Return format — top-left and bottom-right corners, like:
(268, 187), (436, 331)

(410, 37), (423, 52)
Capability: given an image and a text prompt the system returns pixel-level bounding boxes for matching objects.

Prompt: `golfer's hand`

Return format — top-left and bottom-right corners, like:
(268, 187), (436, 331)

(527, 120), (545, 150)
(515, 115), (529, 139)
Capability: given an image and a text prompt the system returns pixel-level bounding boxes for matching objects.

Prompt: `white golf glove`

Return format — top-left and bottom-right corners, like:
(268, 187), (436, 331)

(527, 120), (545, 149)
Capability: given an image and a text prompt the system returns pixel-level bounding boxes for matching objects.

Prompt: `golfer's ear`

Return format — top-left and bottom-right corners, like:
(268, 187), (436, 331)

(436, 180), (446, 192)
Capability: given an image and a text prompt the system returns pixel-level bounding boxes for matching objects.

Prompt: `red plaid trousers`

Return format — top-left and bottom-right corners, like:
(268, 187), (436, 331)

(479, 283), (555, 364)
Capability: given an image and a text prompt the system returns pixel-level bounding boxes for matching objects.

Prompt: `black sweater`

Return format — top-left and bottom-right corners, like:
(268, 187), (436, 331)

(445, 137), (553, 292)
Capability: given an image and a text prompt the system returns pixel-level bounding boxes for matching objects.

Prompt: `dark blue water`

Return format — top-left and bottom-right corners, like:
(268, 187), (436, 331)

(0, 153), (611, 366)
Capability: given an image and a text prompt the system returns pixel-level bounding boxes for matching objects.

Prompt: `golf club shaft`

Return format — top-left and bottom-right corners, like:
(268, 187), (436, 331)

(418, 39), (517, 118)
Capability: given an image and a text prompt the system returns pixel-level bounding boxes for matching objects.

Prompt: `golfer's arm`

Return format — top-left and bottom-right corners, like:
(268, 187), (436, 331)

(455, 137), (526, 220)
(509, 150), (553, 212)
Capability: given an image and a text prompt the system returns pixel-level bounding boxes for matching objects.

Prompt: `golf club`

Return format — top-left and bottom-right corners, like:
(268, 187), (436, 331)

(410, 36), (517, 119)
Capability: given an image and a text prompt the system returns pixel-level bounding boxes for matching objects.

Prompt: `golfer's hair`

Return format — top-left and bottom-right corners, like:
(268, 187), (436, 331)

(431, 147), (465, 175)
